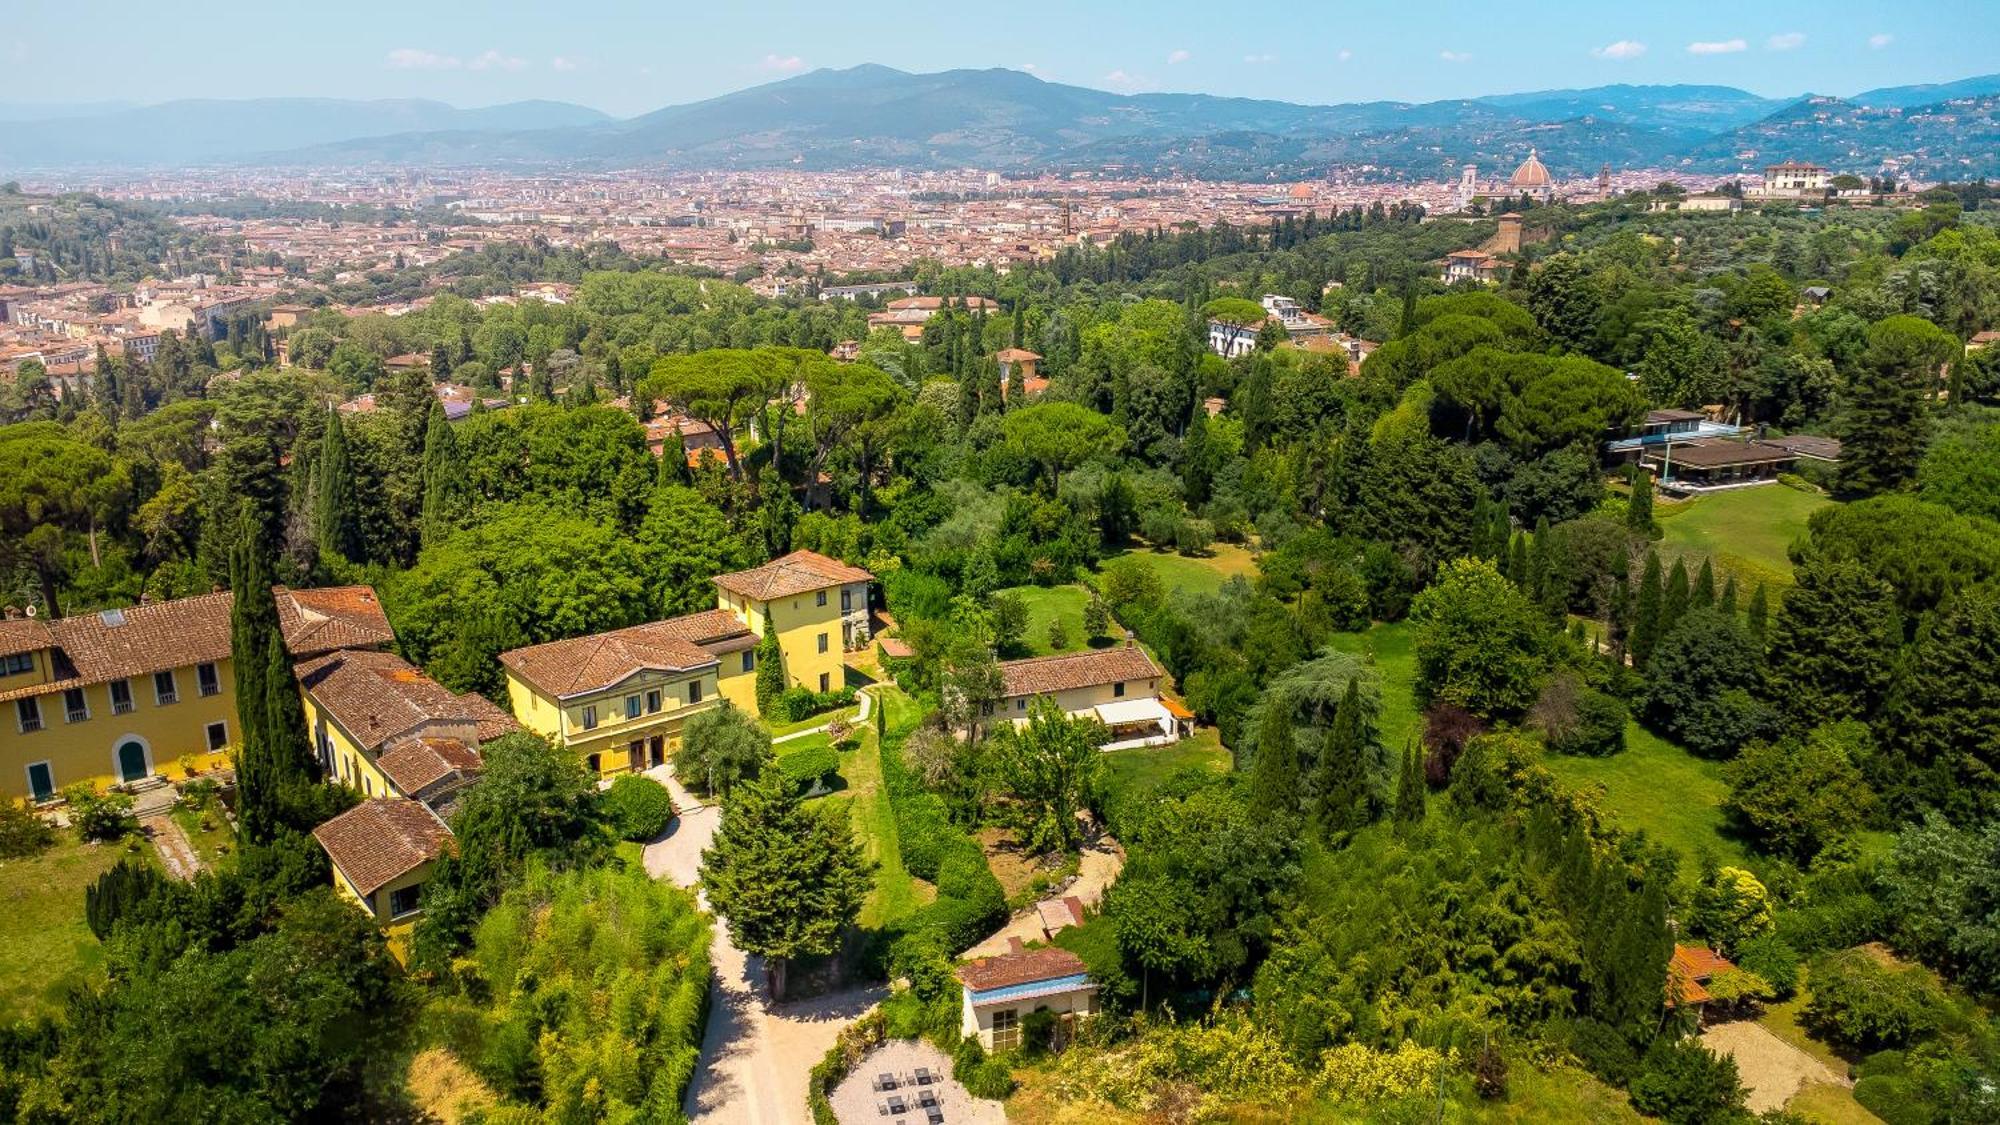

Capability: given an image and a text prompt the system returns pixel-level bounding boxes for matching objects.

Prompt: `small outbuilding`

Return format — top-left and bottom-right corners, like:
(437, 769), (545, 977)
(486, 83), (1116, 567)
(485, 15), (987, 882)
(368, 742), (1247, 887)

(957, 943), (1095, 1052)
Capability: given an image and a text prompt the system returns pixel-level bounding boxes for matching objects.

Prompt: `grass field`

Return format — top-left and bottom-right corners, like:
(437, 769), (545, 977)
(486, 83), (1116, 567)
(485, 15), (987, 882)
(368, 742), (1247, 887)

(998, 583), (1094, 656)
(0, 834), (136, 1020)
(1324, 621), (1421, 754)
(1100, 727), (1233, 810)
(1101, 542), (1259, 600)
(847, 687), (933, 929)
(1542, 723), (1750, 865)
(1656, 485), (1833, 590)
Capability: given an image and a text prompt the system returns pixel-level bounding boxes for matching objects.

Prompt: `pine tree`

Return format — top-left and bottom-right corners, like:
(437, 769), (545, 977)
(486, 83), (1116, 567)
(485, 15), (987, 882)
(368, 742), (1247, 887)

(1632, 550), (1664, 669)
(1719, 576), (1739, 617)
(754, 616), (786, 714)
(419, 399), (467, 549)
(1693, 559), (1716, 612)
(1626, 464), (1655, 535)
(1662, 558), (1691, 639)
(1746, 582), (1770, 644)
(1393, 739), (1426, 828)
(1248, 703), (1301, 818)
(313, 408), (359, 562)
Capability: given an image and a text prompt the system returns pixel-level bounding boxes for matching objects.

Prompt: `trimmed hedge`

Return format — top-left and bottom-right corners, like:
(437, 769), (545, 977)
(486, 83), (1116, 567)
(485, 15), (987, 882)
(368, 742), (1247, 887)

(602, 774), (676, 842)
(874, 720), (1008, 970)
(777, 746), (840, 791)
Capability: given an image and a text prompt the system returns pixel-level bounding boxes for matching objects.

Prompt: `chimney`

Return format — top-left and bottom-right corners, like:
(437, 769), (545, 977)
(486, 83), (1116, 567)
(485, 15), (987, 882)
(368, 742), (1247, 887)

(1, 606), (18, 620)
(1123, 629), (1135, 648)
(1006, 936), (1025, 956)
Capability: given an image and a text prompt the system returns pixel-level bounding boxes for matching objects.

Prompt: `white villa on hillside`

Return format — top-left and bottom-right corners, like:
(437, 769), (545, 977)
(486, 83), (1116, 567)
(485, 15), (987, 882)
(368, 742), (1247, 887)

(979, 643), (1184, 748)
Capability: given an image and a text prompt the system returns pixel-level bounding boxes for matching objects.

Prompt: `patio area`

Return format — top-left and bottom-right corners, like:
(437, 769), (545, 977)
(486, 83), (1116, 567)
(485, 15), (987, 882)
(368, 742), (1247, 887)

(827, 1039), (1005, 1125)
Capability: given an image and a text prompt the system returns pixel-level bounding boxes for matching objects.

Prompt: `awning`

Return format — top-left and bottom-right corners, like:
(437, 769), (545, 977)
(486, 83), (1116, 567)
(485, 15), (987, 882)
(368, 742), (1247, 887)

(1092, 697), (1172, 727)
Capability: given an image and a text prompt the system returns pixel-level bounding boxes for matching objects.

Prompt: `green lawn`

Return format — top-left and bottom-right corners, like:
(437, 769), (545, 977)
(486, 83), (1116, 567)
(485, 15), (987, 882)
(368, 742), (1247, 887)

(0, 835), (137, 1020)
(846, 686), (932, 929)
(1100, 727), (1233, 810)
(170, 800), (237, 872)
(1656, 485), (1833, 590)
(998, 584), (1093, 656)
(1324, 621), (1421, 755)
(1542, 723), (1750, 865)
(1099, 542), (1259, 600)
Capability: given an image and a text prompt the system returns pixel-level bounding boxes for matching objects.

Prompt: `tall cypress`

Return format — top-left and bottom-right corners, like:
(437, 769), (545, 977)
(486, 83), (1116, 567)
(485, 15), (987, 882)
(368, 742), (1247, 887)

(230, 535), (280, 844)
(1393, 738), (1426, 828)
(1632, 550), (1664, 669)
(1662, 558), (1691, 639)
(419, 398), (467, 549)
(1692, 559), (1716, 612)
(1719, 576), (1739, 617)
(1625, 464), (1654, 534)
(313, 408), (359, 562)
(1747, 582), (1770, 645)
(1507, 532), (1530, 589)
(1314, 679), (1371, 832)
(1248, 703), (1301, 819)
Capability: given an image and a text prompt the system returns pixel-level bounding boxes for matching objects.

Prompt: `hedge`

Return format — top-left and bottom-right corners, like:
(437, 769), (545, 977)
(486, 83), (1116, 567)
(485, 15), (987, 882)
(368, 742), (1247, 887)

(777, 746), (841, 791)
(873, 719), (1008, 971)
(601, 774), (676, 842)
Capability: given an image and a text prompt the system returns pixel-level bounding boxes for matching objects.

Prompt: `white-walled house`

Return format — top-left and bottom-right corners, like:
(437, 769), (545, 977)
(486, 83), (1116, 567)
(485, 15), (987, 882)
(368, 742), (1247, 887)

(979, 643), (1180, 747)
(958, 944), (1095, 1052)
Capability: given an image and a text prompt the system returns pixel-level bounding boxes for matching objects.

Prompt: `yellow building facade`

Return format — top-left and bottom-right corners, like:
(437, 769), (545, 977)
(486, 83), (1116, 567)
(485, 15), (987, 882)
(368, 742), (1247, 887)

(711, 549), (875, 698)
(0, 587), (393, 802)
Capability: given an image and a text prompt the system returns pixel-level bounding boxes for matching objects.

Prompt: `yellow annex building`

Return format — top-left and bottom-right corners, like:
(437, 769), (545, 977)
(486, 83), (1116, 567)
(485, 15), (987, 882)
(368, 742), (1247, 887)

(500, 550), (874, 776)
(0, 586), (394, 802)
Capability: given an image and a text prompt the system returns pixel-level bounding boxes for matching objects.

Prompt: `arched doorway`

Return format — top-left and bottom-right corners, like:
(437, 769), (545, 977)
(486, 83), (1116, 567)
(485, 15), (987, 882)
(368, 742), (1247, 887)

(114, 738), (150, 784)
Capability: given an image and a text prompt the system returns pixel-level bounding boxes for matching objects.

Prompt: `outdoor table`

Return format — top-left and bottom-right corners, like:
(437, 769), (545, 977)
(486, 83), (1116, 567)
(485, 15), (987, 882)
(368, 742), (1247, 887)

(875, 1072), (899, 1091)
(913, 1066), (934, 1085)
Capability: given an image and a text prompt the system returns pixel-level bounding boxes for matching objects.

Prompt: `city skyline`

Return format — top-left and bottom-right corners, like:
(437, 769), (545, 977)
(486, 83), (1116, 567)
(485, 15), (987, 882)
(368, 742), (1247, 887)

(3, 0), (1992, 118)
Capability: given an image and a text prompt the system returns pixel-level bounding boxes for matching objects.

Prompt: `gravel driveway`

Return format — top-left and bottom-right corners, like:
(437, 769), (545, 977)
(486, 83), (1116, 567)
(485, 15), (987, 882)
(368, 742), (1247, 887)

(1701, 1020), (1847, 1114)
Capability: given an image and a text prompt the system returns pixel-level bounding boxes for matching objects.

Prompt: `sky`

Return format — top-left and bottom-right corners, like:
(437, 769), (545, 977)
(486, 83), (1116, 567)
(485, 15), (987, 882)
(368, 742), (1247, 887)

(5, 0), (1996, 117)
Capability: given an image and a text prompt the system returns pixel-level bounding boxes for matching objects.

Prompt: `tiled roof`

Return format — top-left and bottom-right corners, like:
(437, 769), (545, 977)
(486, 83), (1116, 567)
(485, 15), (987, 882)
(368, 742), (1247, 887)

(0, 618), (53, 660)
(296, 649), (513, 753)
(998, 645), (1162, 699)
(957, 946), (1089, 992)
(1667, 943), (1737, 1007)
(312, 798), (453, 897)
(711, 550), (875, 602)
(498, 610), (742, 700)
(0, 586), (391, 704)
(376, 737), (482, 797)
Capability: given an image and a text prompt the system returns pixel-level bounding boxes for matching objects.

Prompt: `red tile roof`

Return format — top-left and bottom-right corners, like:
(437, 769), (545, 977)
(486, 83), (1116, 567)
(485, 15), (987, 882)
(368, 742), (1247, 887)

(497, 609), (753, 700)
(957, 946), (1089, 992)
(376, 736), (482, 797)
(296, 648), (515, 753)
(711, 550), (875, 602)
(998, 645), (1163, 699)
(312, 798), (453, 897)
(1667, 943), (1737, 1007)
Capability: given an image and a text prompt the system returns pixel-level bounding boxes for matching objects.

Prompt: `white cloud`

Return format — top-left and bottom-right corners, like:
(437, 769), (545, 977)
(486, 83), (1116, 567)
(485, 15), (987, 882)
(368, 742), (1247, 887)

(1767, 32), (1806, 51)
(1440, 50), (1472, 63)
(1167, 49), (1191, 65)
(1869, 33), (1895, 50)
(1686, 39), (1747, 55)
(469, 49), (526, 71)
(1020, 63), (1039, 73)
(1243, 53), (1278, 64)
(551, 55), (580, 72)
(1592, 40), (1647, 61)
(1337, 49), (1353, 63)
(760, 53), (805, 73)
(386, 48), (461, 70)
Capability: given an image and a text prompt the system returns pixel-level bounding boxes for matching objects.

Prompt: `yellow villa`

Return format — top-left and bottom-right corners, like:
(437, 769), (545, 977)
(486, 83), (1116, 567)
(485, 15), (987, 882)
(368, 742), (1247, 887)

(711, 549), (875, 697)
(499, 609), (759, 777)
(0, 586), (393, 802)
(312, 797), (456, 925)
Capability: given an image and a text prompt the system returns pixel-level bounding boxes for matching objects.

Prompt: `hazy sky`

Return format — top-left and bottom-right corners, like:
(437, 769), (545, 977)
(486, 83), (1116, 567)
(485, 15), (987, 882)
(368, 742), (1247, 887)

(6, 0), (1994, 117)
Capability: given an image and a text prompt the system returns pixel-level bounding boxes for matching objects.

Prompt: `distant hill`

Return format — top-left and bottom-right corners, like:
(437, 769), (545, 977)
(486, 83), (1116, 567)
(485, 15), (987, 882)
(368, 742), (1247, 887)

(8, 67), (2000, 180)
(0, 97), (611, 167)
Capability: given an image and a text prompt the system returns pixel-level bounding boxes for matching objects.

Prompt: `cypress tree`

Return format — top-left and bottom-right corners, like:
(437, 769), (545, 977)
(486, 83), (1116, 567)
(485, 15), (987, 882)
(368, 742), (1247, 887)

(1248, 703), (1301, 819)
(1625, 464), (1654, 534)
(1747, 582), (1770, 643)
(660, 427), (689, 488)
(1692, 559), (1716, 612)
(261, 620), (318, 792)
(1394, 739), (1426, 827)
(1507, 532), (1530, 589)
(1314, 679), (1370, 832)
(1662, 558), (1691, 639)
(313, 408), (359, 562)
(230, 535), (280, 843)
(754, 616), (786, 714)
(1719, 576), (1739, 617)
(419, 398), (467, 549)
(1632, 550), (1664, 669)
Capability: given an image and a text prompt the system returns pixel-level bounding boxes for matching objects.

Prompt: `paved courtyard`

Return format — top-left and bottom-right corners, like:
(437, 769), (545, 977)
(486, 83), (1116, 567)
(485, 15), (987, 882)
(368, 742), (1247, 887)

(828, 1039), (1006, 1125)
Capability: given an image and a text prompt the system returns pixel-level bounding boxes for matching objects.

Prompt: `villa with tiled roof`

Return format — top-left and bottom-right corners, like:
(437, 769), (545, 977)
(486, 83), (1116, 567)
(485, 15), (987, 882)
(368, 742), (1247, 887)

(979, 642), (1181, 747)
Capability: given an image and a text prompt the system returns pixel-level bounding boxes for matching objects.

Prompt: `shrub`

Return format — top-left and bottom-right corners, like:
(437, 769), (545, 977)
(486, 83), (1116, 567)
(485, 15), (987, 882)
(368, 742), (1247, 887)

(1735, 934), (1801, 999)
(952, 1035), (1016, 1099)
(1562, 1017), (1640, 1085)
(777, 686), (857, 723)
(1852, 1075), (1930, 1125)
(0, 799), (55, 858)
(1046, 618), (1071, 652)
(1174, 518), (1214, 555)
(601, 775), (675, 842)
(64, 784), (135, 842)
(1314, 1041), (1453, 1103)
(776, 747), (840, 793)
(1629, 1038), (1747, 1125)
(1472, 1042), (1508, 1100)
(1803, 949), (1948, 1051)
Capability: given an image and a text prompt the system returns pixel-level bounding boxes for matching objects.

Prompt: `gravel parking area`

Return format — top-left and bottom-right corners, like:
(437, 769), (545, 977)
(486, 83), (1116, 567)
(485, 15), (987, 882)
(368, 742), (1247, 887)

(829, 1039), (1006, 1125)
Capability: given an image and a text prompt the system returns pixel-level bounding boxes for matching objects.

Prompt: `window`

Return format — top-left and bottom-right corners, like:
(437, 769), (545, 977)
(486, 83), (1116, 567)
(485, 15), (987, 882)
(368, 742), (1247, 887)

(646, 689), (662, 714)
(109, 678), (133, 714)
(363, 776), (372, 796)
(196, 662), (220, 697)
(205, 721), (228, 753)
(586, 753), (601, 774)
(990, 1009), (1021, 1052)
(15, 698), (41, 734)
(1016, 697), (1027, 711)
(625, 695), (642, 720)
(153, 669), (178, 705)
(741, 651), (755, 673)
(581, 705), (598, 731)
(24, 762), (54, 803)
(0, 653), (32, 677)
(817, 632), (829, 653)
(817, 590), (828, 607)
(63, 688), (88, 723)
(841, 589), (852, 612)
(1112, 681), (1125, 698)
(387, 884), (423, 920)
(688, 681), (703, 704)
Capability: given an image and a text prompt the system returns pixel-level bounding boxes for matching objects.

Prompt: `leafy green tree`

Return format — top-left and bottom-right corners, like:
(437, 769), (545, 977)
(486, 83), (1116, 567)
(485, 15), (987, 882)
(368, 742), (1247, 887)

(0, 424), (132, 615)
(1409, 557), (1549, 719)
(1629, 1038), (1748, 1125)
(700, 771), (873, 1000)
(1525, 254), (1602, 353)
(990, 590), (1029, 657)
(1247, 700), (1303, 818)
(995, 699), (1104, 854)
(1724, 723), (1877, 864)
(637, 485), (755, 616)
(1838, 315), (1959, 497)
(672, 701), (773, 800)
(1640, 608), (1775, 757)
(645, 348), (779, 480)
(1002, 401), (1124, 492)
(1762, 557), (1902, 727)
(1918, 414), (2000, 522)
(1802, 949), (1948, 1051)
(1083, 590), (1111, 641)
(1878, 583), (2000, 819)
(1313, 678), (1381, 832)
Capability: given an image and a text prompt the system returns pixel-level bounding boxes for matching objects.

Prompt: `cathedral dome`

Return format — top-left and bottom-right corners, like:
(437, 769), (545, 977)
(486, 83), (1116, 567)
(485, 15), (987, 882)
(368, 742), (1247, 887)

(1510, 148), (1552, 189)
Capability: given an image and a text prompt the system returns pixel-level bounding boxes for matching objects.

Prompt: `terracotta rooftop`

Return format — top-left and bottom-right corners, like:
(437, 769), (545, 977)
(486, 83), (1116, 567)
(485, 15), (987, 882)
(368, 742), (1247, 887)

(1667, 943), (1737, 1007)
(957, 946), (1089, 993)
(998, 644), (1163, 699)
(712, 550), (875, 603)
(296, 648), (515, 753)
(376, 736), (483, 797)
(498, 609), (752, 700)
(0, 586), (390, 705)
(312, 798), (453, 897)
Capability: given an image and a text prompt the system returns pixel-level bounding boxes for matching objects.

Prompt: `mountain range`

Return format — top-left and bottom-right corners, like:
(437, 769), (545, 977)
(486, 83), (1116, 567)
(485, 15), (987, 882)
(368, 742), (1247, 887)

(6, 66), (2000, 180)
